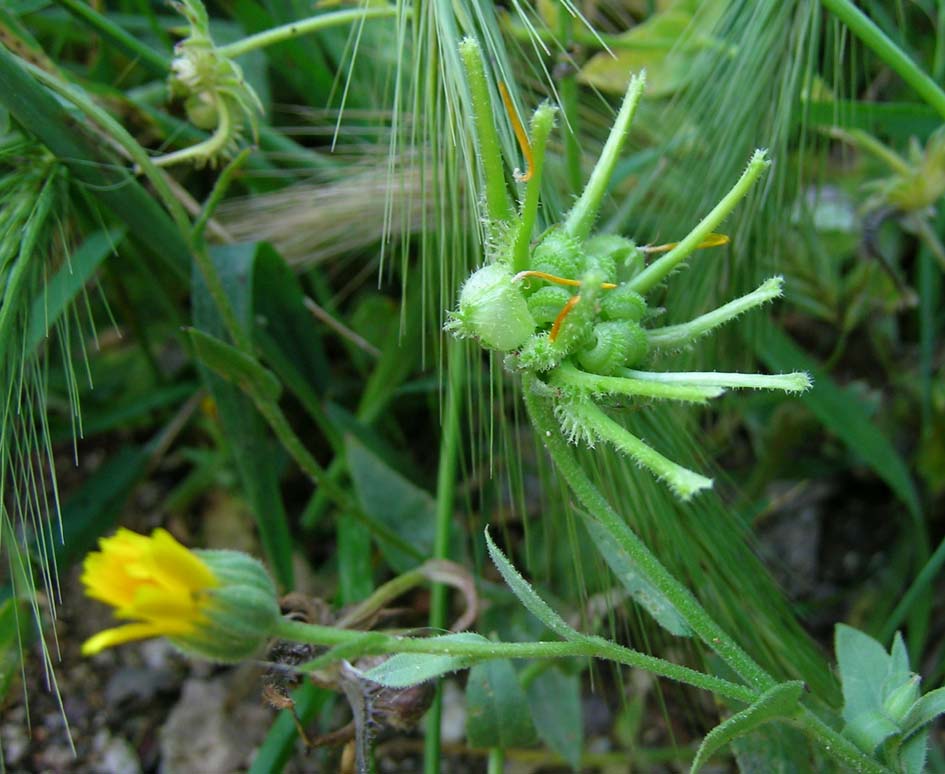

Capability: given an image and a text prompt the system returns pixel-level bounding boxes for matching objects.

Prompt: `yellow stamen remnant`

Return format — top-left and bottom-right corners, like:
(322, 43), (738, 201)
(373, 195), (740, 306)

(499, 82), (534, 183)
(513, 270), (617, 290)
(642, 232), (731, 254)
(81, 528), (219, 656)
(550, 294), (582, 342)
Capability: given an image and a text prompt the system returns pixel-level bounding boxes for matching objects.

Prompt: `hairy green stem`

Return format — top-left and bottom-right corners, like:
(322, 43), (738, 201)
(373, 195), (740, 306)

(551, 362), (724, 403)
(512, 105), (556, 273)
(272, 619), (758, 703)
(646, 276), (783, 349)
(424, 343), (465, 773)
(460, 38), (514, 226)
(522, 375), (769, 685)
(630, 150), (769, 295)
(619, 368), (811, 392)
(559, 398), (713, 500)
(217, 7), (401, 59)
(192, 147), (252, 242)
(523, 377), (889, 772)
(564, 73), (646, 240)
(822, 0), (945, 120)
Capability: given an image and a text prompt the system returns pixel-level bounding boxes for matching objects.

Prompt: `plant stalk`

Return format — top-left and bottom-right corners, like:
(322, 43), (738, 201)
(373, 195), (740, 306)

(424, 342), (465, 774)
(822, 0), (945, 120)
(272, 619), (758, 703)
(217, 7), (402, 59)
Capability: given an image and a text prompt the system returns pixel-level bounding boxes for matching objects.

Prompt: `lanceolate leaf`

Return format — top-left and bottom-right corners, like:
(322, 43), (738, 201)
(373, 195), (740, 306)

(466, 659), (538, 749)
(690, 681), (805, 773)
(485, 528), (582, 641)
(580, 513), (692, 637)
(192, 243), (294, 590)
(362, 633), (490, 688)
(525, 667), (584, 771)
(903, 687), (945, 736)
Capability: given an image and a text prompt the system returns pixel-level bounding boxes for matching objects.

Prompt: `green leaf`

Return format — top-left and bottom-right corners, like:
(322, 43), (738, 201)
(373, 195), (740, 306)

(525, 667), (583, 770)
(578, 1), (726, 97)
(466, 659), (538, 749)
(485, 528), (582, 641)
(899, 728), (929, 774)
(843, 710), (900, 755)
(252, 243), (329, 403)
(690, 681), (805, 773)
(26, 227), (125, 351)
(889, 632), (910, 676)
(903, 687), (945, 735)
(580, 513), (692, 636)
(346, 434), (436, 573)
(732, 723), (831, 773)
(186, 328), (282, 404)
(835, 624), (892, 722)
(362, 633), (490, 688)
(193, 243), (294, 590)
(0, 44), (190, 280)
(751, 321), (922, 521)
(337, 511), (373, 604)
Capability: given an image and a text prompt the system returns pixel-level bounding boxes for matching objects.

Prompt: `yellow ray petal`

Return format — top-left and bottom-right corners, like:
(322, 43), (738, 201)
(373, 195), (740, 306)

(147, 529), (218, 592)
(81, 622), (175, 656)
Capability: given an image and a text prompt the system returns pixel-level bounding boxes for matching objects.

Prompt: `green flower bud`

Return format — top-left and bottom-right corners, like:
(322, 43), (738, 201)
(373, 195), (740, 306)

(601, 285), (647, 322)
(171, 549), (281, 662)
(81, 529), (281, 663)
(447, 263), (535, 351)
(883, 675), (921, 724)
(527, 286), (574, 325)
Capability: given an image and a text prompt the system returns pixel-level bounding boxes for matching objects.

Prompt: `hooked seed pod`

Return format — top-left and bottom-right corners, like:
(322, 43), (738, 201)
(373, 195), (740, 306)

(577, 320), (649, 375)
(529, 229), (583, 283)
(584, 234), (643, 281)
(527, 286), (574, 325)
(601, 285), (647, 322)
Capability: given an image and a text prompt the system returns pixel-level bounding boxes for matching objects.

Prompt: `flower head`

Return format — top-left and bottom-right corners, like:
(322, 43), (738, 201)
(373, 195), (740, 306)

(82, 528), (280, 661)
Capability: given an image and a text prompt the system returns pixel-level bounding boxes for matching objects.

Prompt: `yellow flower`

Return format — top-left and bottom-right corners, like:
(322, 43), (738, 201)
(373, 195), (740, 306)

(82, 528), (280, 661)
(81, 528), (220, 655)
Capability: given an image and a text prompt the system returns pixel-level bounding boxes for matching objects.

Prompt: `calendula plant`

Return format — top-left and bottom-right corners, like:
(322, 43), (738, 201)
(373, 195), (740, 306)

(447, 39), (810, 499)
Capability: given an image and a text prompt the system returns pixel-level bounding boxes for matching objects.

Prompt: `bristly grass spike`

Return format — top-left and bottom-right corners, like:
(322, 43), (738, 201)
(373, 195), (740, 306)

(447, 39), (810, 500)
